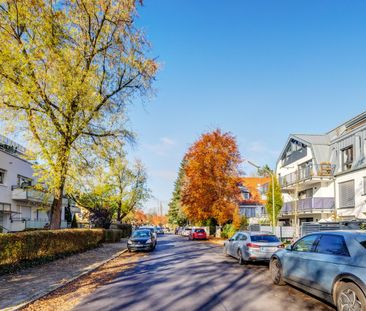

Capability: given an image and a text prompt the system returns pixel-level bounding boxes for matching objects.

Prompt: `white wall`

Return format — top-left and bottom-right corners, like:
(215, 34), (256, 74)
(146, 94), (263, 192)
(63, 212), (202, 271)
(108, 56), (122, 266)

(335, 168), (366, 219)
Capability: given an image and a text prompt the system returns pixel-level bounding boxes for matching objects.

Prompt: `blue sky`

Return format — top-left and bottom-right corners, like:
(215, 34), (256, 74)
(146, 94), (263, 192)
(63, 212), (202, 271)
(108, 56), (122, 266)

(127, 1), (365, 213)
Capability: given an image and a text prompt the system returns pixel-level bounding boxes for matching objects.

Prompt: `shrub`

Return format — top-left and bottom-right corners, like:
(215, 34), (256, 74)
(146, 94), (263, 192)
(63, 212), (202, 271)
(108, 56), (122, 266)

(103, 229), (123, 243)
(221, 224), (237, 239)
(110, 223), (132, 238)
(0, 229), (104, 274)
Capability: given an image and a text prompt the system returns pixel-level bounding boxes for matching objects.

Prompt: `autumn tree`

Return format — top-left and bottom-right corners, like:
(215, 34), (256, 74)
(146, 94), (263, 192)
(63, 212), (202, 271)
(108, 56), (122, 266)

(103, 146), (150, 222)
(167, 159), (187, 226)
(0, 1), (157, 229)
(124, 209), (147, 225)
(257, 164), (273, 177)
(181, 129), (242, 225)
(265, 176), (283, 226)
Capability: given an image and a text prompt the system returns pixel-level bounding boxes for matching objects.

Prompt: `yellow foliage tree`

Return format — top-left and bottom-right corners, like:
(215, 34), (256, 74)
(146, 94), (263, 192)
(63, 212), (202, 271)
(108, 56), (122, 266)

(0, 1), (157, 228)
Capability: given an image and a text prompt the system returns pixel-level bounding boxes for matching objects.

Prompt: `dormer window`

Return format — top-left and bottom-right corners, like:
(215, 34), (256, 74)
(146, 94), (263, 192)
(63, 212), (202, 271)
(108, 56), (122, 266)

(0, 169), (5, 184)
(342, 146), (353, 171)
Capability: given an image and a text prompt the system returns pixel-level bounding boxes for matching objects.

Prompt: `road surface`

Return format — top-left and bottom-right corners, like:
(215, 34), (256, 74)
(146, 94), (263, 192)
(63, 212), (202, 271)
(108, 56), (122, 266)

(74, 234), (334, 311)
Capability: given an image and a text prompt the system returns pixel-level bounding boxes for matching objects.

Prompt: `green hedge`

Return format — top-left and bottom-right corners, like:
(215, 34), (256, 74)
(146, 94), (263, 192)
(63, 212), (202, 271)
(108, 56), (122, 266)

(103, 229), (123, 243)
(221, 224), (237, 239)
(110, 223), (132, 238)
(0, 229), (104, 274)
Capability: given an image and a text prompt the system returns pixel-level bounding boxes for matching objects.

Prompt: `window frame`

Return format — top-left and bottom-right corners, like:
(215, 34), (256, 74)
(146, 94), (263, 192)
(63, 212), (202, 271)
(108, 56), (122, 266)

(339, 180), (355, 209)
(341, 145), (354, 171)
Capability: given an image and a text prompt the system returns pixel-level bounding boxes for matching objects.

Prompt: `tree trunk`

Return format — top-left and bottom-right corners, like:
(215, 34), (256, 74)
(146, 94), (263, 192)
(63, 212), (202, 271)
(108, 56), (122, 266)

(50, 186), (64, 229)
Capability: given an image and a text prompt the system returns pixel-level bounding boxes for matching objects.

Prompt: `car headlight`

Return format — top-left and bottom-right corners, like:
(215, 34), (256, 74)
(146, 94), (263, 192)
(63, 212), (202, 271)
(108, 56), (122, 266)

(146, 239), (152, 244)
(127, 240), (132, 245)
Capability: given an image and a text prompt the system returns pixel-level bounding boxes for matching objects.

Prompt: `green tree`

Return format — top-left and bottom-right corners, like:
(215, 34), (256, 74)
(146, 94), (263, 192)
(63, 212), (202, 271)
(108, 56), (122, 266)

(0, 1), (157, 229)
(265, 176), (283, 226)
(257, 164), (273, 177)
(167, 160), (187, 226)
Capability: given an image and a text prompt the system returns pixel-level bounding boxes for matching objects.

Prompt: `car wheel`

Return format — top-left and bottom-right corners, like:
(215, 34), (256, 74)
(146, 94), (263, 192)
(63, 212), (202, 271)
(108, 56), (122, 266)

(270, 258), (285, 286)
(336, 282), (366, 311)
(127, 248), (132, 253)
(237, 249), (245, 265)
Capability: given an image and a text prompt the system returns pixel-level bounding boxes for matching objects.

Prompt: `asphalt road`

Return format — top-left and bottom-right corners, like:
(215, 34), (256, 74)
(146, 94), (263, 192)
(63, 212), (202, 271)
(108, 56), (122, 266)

(74, 234), (335, 311)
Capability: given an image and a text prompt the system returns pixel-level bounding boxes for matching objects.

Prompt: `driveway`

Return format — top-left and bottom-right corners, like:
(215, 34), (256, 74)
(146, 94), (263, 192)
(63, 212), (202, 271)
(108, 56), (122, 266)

(74, 234), (334, 311)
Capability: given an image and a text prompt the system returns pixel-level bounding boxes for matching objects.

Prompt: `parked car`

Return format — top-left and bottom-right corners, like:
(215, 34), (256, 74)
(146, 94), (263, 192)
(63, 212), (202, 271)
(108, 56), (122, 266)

(139, 226), (158, 238)
(181, 227), (192, 237)
(127, 229), (157, 252)
(155, 226), (164, 235)
(189, 228), (207, 240)
(270, 231), (366, 310)
(224, 231), (283, 264)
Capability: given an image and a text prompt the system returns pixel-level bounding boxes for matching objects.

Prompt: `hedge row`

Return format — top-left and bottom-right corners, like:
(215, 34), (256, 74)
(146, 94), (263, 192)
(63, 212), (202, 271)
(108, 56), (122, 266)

(104, 229), (124, 243)
(110, 223), (132, 238)
(0, 229), (104, 274)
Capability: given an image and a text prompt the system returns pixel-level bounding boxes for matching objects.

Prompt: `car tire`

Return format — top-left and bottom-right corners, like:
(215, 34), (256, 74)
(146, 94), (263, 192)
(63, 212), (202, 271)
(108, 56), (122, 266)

(336, 282), (366, 311)
(270, 258), (285, 286)
(128, 248), (132, 253)
(238, 249), (245, 265)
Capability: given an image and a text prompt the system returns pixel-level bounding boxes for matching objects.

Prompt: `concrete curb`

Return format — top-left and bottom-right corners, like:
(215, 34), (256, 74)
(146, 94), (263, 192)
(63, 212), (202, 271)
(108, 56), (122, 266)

(7, 246), (129, 311)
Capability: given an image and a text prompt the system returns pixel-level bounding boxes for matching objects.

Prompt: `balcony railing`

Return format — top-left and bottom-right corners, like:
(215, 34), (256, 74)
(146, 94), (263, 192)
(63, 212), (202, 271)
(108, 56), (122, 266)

(280, 164), (335, 187)
(25, 220), (68, 229)
(12, 187), (54, 205)
(280, 197), (335, 215)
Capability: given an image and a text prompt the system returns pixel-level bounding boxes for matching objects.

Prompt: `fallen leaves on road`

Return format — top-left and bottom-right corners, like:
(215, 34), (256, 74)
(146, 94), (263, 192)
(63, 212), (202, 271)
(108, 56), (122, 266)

(204, 237), (225, 246)
(21, 251), (143, 311)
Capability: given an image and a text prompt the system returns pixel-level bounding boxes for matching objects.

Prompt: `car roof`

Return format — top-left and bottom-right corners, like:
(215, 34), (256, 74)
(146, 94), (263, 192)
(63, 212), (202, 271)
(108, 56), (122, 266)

(236, 231), (276, 235)
(306, 230), (366, 236)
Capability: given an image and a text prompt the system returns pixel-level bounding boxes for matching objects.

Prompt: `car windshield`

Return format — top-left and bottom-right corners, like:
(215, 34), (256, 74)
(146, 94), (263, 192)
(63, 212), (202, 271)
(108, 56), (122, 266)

(132, 231), (150, 238)
(250, 235), (280, 243)
(195, 229), (205, 233)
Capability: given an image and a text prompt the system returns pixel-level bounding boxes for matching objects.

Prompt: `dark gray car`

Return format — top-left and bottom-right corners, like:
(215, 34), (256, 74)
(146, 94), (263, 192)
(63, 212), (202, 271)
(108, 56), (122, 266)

(224, 231), (283, 264)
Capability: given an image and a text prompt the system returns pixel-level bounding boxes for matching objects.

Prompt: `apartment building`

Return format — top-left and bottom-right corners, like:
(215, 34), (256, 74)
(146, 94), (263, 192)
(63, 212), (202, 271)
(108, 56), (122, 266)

(276, 111), (366, 226)
(238, 177), (270, 224)
(0, 134), (71, 232)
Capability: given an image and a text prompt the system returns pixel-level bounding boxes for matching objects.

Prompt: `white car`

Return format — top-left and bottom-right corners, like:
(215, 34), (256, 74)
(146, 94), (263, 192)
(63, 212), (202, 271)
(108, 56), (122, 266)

(181, 227), (192, 237)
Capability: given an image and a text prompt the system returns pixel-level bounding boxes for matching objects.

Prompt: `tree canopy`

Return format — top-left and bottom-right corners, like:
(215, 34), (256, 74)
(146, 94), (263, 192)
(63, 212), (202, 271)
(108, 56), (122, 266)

(0, 0), (157, 228)
(181, 129), (242, 225)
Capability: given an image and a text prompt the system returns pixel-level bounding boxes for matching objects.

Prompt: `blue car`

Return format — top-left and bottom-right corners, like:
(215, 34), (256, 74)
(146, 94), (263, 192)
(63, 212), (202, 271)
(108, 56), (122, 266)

(270, 231), (366, 310)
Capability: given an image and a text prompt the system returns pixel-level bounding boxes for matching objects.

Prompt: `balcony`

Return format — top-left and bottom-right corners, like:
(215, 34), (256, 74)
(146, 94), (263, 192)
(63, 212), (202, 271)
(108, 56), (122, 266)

(280, 164), (335, 189)
(25, 219), (68, 229)
(12, 187), (54, 205)
(280, 197), (335, 216)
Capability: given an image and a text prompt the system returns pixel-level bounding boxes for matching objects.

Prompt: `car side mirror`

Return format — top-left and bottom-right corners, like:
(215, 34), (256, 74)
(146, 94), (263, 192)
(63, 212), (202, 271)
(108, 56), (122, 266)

(286, 244), (293, 251)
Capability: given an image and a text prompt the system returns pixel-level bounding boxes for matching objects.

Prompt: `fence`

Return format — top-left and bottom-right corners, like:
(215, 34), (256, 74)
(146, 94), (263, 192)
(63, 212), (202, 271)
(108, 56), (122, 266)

(248, 224), (296, 239)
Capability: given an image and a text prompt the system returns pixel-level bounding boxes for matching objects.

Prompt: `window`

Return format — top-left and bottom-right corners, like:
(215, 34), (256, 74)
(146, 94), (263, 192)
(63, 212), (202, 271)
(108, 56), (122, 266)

(17, 175), (32, 187)
(293, 234), (319, 252)
(364, 177), (366, 195)
(239, 234), (247, 241)
(250, 235), (280, 243)
(342, 146), (354, 171)
(0, 202), (11, 212)
(315, 235), (349, 256)
(0, 169), (5, 184)
(339, 180), (355, 208)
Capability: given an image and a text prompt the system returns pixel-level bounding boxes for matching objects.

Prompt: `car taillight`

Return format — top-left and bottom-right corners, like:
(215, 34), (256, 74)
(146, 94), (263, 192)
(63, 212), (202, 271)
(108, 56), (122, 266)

(278, 244), (284, 248)
(247, 243), (260, 248)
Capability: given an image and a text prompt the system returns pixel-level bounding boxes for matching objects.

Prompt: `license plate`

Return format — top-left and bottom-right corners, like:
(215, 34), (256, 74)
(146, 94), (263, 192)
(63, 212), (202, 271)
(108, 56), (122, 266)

(261, 247), (276, 252)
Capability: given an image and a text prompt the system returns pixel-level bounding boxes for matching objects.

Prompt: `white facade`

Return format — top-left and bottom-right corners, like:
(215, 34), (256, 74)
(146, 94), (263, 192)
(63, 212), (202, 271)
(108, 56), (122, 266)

(0, 135), (67, 232)
(276, 111), (366, 225)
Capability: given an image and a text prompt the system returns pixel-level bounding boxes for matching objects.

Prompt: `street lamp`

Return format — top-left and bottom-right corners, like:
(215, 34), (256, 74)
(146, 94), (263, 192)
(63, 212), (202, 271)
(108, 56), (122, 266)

(247, 160), (276, 233)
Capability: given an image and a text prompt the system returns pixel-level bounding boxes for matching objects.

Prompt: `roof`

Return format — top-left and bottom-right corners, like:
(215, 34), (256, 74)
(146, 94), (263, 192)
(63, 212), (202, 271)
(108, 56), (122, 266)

(305, 230), (366, 236)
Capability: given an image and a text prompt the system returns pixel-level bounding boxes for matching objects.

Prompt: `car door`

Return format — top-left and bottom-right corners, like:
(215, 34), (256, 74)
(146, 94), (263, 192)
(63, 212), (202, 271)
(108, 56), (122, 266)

(228, 233), (240, 256)
(282, 234), (320, 284)
(306, 234), (351, 294)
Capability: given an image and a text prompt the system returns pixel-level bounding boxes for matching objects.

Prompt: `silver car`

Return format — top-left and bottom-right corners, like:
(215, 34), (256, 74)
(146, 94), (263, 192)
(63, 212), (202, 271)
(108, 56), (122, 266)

(270, 230), (366, 310)
(224, 231), (283, 264)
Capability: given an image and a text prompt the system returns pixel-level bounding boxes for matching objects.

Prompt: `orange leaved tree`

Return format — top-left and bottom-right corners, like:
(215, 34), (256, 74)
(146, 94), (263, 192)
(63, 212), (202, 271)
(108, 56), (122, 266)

(181, 129), (242, 225)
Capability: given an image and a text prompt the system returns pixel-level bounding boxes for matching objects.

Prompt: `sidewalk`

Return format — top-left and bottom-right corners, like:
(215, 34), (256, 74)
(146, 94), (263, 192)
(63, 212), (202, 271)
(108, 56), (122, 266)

(0, 240), (128, 311)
